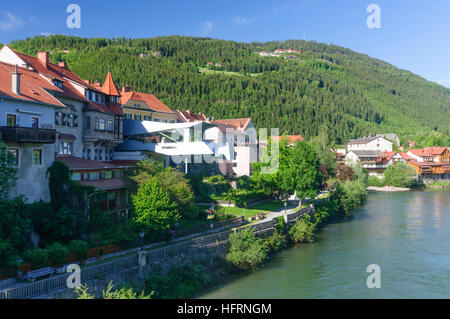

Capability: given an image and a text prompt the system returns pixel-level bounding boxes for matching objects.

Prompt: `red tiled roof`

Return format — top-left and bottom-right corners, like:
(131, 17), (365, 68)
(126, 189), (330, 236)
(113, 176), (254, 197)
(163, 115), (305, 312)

(383, 151), (396, 162)
(121, 91), (175, 114)
(10, 48), (101, 95)
(78, 178), (128, 191)
(55, 155), (120, 170)
(101, 72), (120, 96)
(272, 135), (304, 144)
(176, 110), (207, 122)
(211, 118), (252, 131)
(0, 62), (65, 107)
(408, 160), (444, 167)
(424, 147), (448, 155)
(407, 148), (447, 157)
(85, 101), (123, 116)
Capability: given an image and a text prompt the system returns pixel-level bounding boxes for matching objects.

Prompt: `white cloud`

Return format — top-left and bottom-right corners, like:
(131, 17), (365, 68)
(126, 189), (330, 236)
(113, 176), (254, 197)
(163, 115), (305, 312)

(200, 20), (214, 36)
(41, 32), (52, 37)
(0, 12), (24, 32)
(231, 16), (253, 25)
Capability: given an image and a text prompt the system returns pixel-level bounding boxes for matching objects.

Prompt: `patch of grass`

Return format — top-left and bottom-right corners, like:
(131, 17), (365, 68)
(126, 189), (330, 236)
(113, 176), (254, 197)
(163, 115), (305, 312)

(198, 67), (261, 77)
(197, 201), (284, 219)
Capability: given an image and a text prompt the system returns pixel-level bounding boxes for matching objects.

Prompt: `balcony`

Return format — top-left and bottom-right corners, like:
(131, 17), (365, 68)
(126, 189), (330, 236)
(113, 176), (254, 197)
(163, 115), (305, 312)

(0, 126), (57, 144)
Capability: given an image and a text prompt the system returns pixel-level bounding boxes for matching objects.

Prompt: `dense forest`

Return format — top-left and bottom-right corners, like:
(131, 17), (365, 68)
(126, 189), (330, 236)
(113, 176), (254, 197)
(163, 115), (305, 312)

(5, 35), (450, 144)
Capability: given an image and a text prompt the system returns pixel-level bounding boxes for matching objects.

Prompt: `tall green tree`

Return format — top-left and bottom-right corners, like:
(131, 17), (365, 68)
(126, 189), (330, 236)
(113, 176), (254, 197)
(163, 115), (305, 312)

(132, 179), (179, 233)
(280, 141), (322, 200)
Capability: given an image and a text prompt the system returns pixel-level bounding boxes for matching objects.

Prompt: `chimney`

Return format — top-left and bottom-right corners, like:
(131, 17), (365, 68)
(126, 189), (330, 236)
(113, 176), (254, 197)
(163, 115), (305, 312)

(37, 51), (49, 66)
(58, 61), (67, 68)
(121, 86), (130, 93)
(12, 65), (21, 95)
(83, 79), (90, 85)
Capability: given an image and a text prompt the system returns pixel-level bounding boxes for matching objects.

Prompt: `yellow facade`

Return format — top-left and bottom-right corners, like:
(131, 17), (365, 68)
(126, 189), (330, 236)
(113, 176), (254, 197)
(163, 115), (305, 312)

(122, 99), (177, 123)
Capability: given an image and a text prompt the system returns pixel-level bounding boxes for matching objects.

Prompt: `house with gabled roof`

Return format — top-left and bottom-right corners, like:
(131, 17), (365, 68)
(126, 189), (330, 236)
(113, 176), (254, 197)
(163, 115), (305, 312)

(0, 46), (130, 215)
(120, 87), (177, 123)
(347, 135), (393, 152)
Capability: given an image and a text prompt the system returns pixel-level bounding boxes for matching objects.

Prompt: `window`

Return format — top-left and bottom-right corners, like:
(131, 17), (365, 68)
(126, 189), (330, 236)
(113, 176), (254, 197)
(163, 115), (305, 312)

(125, 113), (132, 120)
(107, 120), (113, 132)
(67, 114), (74, 127)
(98, 119), (105, 131)
(89, 172), (100, 180)
(32, 149), (42, 165)
(85, 116), (91, 132)
(83, 148), (91, 160)
(153, 118), (160, 122)
(71, 173), (81, 181)
(31, 117), (39, 128)
(6, 114), (16, 127)
(105, 171), (113, 179)
(134, 114), (142, 120)
(55, 112), (63, 126)
(7, 148), (19, 166)
(53, 80), (63, 89)
(59, 142), (73, 155)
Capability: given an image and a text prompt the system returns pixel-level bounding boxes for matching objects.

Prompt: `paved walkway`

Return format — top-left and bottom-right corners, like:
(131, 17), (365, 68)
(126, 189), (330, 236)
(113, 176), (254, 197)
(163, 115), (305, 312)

(252, 200), (300, 225)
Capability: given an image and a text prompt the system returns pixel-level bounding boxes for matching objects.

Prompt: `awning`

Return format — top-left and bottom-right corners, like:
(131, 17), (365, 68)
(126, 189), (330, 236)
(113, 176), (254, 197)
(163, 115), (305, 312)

(58, 133), (76, 141)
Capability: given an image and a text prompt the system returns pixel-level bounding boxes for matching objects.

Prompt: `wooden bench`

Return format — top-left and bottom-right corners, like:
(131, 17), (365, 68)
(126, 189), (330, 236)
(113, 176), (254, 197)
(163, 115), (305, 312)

(23, 267), (54, 282)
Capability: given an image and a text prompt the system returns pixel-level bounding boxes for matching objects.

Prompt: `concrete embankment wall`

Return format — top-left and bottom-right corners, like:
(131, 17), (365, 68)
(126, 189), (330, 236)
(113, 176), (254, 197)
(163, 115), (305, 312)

(1, 205), (315, 299)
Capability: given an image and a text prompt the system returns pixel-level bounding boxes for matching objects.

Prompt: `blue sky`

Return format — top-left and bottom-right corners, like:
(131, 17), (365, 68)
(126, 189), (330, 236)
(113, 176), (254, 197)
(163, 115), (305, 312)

(1, 0), (449, 87)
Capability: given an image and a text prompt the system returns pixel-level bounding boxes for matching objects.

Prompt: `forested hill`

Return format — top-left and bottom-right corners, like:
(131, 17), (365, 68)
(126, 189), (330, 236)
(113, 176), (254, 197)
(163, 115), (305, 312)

(5, 35), (450, 144)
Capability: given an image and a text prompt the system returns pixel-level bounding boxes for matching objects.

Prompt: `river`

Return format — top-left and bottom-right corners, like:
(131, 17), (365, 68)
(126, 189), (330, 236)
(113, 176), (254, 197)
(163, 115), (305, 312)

(197, 190), (450, 298)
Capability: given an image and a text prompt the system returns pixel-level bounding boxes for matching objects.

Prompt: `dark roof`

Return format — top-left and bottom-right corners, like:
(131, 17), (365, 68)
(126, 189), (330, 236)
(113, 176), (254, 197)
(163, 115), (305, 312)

(347, 137), (378, 144)
(78, 178), (128, 191)
(55, 155), (120, 170)
(349, 150), (385, 158)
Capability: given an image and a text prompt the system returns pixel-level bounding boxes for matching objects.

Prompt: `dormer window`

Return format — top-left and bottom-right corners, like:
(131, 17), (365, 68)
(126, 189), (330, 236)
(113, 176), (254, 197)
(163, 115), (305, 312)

(53, 80), (63, 89)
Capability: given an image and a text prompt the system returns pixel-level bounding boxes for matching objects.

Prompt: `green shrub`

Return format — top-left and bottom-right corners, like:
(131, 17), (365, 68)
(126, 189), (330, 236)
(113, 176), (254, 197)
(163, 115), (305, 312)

(368, 176), (385, 187)
(24, 249), (49, 269)
(265, 230), (287, 253)
(132, 179), (180, 234)
(340, 180), (367, 213)
(145, 264), (211, 299)
(226, 228), (268, 271)
(383, 162), (416, 187)
(67, 240), (88, 260)
(46, 242), (69, 266)
(288, 215), (316, 243)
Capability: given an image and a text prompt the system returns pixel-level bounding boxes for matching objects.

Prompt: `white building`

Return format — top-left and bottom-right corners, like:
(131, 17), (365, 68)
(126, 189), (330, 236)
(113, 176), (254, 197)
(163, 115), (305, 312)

(347, 136), (393, 153)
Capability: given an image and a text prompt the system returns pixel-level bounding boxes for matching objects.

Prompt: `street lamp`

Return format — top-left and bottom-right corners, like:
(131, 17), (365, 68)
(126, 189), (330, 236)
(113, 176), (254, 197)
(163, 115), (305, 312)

(139, 230), (145, 250)
(284, 200), (288, 217)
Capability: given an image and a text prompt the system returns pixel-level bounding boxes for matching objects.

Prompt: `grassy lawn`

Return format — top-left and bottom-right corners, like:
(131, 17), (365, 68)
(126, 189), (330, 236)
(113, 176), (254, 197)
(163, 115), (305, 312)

(197, 200), (284, 219)
(198, 67), (261, 78)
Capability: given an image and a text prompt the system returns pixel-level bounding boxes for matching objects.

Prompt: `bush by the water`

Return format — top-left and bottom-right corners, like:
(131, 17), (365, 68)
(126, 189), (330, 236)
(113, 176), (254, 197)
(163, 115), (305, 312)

(383, 162), (416, 187)
(226, 228), (268, 271)
(288, 215), (316, 243)
(368, 176), (385, 187)
(145, 263), (211, 299)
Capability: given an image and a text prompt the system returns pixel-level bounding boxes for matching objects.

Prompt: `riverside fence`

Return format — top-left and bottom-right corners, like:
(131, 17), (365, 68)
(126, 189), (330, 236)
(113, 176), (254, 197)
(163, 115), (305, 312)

(0, 205), (314, 299)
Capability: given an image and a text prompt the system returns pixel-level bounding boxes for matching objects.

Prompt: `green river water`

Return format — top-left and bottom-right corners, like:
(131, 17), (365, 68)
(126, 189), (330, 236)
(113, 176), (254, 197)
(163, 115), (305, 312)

(197, 190), (450, 298)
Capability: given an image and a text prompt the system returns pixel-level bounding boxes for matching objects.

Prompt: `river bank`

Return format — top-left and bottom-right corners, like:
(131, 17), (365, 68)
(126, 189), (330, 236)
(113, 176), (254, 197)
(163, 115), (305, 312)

(196, 190), (450, 298)
(367, 186), (410, 192)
